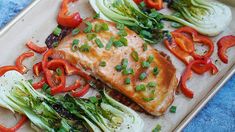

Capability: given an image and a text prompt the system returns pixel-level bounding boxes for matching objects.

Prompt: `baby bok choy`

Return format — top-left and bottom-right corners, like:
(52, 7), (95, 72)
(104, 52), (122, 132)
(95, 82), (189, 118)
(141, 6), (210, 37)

(0, 71), (144, 132)
(164, 0), (232, 36)
(90, 0), (165, 43)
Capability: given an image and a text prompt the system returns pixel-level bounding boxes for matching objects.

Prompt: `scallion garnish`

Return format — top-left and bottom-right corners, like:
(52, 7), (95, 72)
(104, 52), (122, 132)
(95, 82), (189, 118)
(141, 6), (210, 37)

(143, 43), (148, 51)
(139, 72), (147, 80)
(56, 68), (62, 76)
(142, 61), (150, 68)
(119, 37), (128, 46)
(72, 28), (80, 36)
(121, 58), (128, 69)
(101, 23), (109, 31)
(53, 27), (62, 36)
(72, 39), (79, 46)
(124, 78), (131, 84)
(122, 68), (134, 75)
(143, 97), (154, 102)
(147, 55), (154, 63)
(105, 37), (114, 50)
(113, 41), (124, 47)
(28, 79), (33, 85)
(79, 43), (91, 52)
(86, 33), (97, 40)
(170, 106), (177, 113)
(99, 61), (106, 67)
(147, 82), (156, 87)
(131, 50), (139, 62)
(95, 38), (104, 48)
(93, 13), (100, 19)
(89, 96), (98, 103)
(152, 124), (161, 132)
(84, 22), (92, 33)
(115, 65), (122, 72)
(153, 67), (159, 76)
(136, 84), (146, 91)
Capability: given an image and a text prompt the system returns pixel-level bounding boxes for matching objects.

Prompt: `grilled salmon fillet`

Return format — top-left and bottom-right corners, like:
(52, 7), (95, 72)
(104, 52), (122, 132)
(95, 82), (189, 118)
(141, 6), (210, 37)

(55, 18), (178, 116)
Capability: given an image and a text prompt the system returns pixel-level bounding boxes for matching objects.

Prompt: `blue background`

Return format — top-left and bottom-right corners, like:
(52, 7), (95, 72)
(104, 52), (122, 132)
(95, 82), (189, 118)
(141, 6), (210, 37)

(0, 0), (234, 131)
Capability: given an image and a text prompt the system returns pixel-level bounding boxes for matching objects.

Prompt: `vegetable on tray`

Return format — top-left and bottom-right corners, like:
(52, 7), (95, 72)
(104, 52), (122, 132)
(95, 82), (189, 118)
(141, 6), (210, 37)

(0, 71), (144, 132)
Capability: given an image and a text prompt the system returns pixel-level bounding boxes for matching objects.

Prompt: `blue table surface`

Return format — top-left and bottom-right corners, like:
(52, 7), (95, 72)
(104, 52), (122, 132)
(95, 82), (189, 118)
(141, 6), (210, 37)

(0, 0), (234, 131)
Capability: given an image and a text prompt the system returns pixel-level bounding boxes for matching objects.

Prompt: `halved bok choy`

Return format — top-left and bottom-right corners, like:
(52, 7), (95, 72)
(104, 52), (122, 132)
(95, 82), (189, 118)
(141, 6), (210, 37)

(0, 70), (144, 132)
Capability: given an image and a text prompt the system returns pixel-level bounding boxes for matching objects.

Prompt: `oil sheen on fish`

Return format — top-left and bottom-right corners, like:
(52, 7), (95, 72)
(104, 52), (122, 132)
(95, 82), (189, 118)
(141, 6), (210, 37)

(56, 19), (178, 116)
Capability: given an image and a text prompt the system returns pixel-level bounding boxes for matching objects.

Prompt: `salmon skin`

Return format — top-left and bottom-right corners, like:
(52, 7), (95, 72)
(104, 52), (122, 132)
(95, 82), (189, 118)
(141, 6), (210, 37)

(56, 18), (178, 116)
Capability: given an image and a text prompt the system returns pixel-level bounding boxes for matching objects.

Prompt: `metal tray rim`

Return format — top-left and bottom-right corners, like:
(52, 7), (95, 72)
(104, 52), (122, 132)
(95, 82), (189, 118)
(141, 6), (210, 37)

(0, 0), (234, 131)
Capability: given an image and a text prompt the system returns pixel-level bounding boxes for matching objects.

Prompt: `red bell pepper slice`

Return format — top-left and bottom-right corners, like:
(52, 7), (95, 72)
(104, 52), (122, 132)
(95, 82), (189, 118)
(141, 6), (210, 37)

(174, 26), (214, 59)
(72, 83), (90, 97)
(33, 62), (43, 77)
(0, 66), (20, 76)
(179, 59), (217, 98)
(32, 77), (46, 89)
(57, 0), (83, 28)
(217, 35), (235, 64)
(0, 115), (27, 132)
(133, 0), (143, 4)
(15, 51), (34, 74)
(26, 41), (47, 54)
(144, 0), (163, 10)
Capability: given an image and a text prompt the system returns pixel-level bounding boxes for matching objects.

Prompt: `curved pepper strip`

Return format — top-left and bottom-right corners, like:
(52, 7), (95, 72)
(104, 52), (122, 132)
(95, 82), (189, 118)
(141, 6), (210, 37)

(179, 59), (216, 98)
(15, 51), (34, 74)
(0, 115), (27, 132)
(144, 0), (163, 10)
(33, 62), (43, 77)
(26, 41), (47, 54)
(0, 66), (20, 76)
(174, 26), (214, 59)
(72, 83), (90, 97)
(217, 35), (235, 64)
(57, 0), (83, 28)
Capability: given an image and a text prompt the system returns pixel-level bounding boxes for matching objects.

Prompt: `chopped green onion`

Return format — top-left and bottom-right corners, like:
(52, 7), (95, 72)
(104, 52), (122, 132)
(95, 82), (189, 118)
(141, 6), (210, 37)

(79, 43), (91, 52)
(170, 106), (177, 113)
(84, 22), (92, 33)
(118, 29), (127, 37)
(149, 9), (161, 18)
(89, 96), (98, 103)
(143, 97), (154, 102)
(53, 42), (59, 48)
(122, 68), (134, 75)
(28, 79), (33, 85)
(143, 43), (148, 51)
(147, 82), (157, 87)
(105, 37), (114, 50)
(152, 124), (161, 132)
(140, 30), (152, 39)
(142, 61), (150, 68)
(56, 68), (62, 76)
(101, 23), (109, 31)
(119, 37), (128, 46)
(95, 38), (104, 48)
(53, 27), (62, 36)
(93, 13), (100, 19)
(42, 83), (50, 94)
(153, 67), (159, 76)
(136, 84), (146, 91)
(124, 78), (131, 84)
(99, 61), (106, 67)
(113, 41), (124, 47)
(147, 55), (154, 63)
(94, 24), (102, 33)
(115, 65), (122, 72)
(139, 72), (147, 80)
(131, 50), (139, 62)
(121, 58), (128, 69)
(116, 23), (125, 30)
(72, 28), (80, 36)
(72, 39), (79, 46)
(87, 33), (97, 40)
(139, 1), (146, 8)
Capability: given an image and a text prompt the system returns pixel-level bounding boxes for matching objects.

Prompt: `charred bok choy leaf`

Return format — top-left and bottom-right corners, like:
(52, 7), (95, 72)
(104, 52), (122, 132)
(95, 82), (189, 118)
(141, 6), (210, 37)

(90, 0), (164, 43)
(0, 71), (144, 132)
(0, 71), (89, 131)
(164, 0), (232, 36)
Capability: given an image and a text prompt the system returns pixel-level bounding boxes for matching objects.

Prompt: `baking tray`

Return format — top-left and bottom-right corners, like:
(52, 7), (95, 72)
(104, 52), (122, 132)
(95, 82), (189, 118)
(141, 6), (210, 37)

(0, 0), (234, 131)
